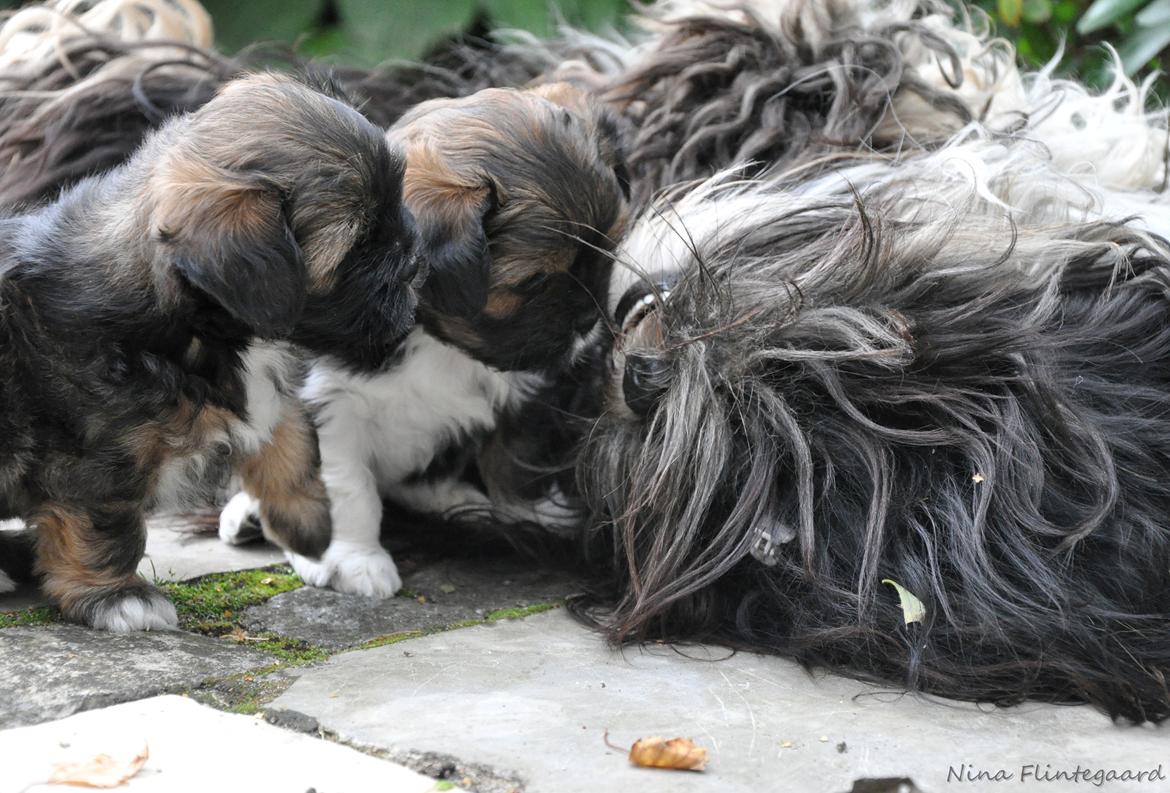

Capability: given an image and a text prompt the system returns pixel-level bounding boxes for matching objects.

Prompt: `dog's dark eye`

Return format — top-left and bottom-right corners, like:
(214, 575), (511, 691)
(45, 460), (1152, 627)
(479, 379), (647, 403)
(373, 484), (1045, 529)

(514, 272), (551, 296)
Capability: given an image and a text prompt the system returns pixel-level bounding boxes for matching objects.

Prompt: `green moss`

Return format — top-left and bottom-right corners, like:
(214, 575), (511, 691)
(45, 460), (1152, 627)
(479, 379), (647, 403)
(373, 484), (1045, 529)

(356, 629), (426, 651)
(352, 601), (562, 652)
(0, 606), (58, 629)
(250, 634), (330, 665)
(160, 566), (302, 634)
(485, 602), (559, 622)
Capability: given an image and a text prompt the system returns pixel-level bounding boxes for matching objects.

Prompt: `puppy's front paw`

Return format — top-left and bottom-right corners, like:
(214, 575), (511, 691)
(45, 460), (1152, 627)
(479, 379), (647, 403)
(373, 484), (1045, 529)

(83, 583), (179, 632)
(330, 542), (402, 598)
(287, 550), (334, 589)
(219, 492), (264, 546)
(288, 542), (401, 599)
(0, 568), (16, 594)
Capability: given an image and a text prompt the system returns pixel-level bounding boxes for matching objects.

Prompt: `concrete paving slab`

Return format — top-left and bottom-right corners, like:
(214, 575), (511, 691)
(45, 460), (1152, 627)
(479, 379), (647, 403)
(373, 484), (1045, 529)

(1, 694), (440, 793)
(0, 625), (273, 728)
(243, 555), (577, 650)
(273, 610), (1168, 793)
(137, 513), (285, 582)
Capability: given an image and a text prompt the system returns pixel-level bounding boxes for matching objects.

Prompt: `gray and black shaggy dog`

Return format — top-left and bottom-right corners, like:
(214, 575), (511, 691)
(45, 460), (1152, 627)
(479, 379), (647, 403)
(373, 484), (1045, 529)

(574, 103), (1170, 723)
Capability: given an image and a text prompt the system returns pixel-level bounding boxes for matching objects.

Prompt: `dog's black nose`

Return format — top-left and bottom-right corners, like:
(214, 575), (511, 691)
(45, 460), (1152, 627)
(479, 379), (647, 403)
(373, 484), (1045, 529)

(623, 352), (670, 417)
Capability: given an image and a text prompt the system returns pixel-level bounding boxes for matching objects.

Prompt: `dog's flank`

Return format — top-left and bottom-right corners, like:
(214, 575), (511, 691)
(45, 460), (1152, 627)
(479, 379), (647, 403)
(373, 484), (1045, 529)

(0, 74), (418, 629)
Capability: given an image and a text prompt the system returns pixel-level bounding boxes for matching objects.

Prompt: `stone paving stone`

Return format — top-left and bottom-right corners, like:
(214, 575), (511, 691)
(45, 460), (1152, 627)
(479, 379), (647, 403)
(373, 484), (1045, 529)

(242, 554), (578, 650)
(2, 694), (438, 793)
(0, 626), (273, 728)
(137, 513), (285, 582)
(273, 610), (1168, 793)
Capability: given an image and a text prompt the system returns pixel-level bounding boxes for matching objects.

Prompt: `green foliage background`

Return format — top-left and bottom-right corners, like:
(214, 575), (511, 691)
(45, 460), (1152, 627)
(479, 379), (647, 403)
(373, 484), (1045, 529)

(0, 0), (1166, 89)
(199, 0), (629, 64)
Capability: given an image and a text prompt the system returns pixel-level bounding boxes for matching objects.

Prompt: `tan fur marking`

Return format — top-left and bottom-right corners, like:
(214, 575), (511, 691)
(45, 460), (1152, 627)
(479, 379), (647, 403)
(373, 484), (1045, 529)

(32, 504), (140, 612)
(238, 407), (330, 555)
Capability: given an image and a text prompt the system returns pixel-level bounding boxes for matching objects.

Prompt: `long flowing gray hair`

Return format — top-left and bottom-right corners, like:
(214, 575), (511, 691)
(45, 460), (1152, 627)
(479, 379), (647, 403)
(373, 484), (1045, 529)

(571, 125), (1170, 723)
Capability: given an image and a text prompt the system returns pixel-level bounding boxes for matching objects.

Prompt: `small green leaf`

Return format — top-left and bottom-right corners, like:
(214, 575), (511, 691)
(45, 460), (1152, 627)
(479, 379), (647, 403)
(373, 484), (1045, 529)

(1022, 0), (1053, 23)
(882, 579), (926, 625)
(1136, 0), (1170, 26)
(1077, 0), (1149, 34)
(1118, 23), (1170, 75)
(998, 0), (1024, 27)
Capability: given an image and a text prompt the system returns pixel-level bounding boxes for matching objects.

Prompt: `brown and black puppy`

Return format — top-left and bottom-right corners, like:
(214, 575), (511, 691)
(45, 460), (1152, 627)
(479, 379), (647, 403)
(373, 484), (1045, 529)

(220, 83), (627, 598)
(0, 74), (420, 629)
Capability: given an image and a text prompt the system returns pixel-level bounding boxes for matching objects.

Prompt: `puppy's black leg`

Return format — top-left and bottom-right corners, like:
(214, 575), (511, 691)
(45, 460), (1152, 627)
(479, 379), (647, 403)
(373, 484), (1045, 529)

(32, 503), (177, 631)
(238, 403), (332, 559)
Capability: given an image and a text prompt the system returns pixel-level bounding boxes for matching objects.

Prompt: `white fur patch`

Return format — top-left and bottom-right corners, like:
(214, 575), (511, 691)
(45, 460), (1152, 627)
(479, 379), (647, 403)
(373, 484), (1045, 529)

(287, 329), (540, 596)
(288, 541), (402, 599)
(218, 491), (263, 546)
(232, 341), (297, 455)
(89, 588), (179, 632)
(0, 568), (16, 594)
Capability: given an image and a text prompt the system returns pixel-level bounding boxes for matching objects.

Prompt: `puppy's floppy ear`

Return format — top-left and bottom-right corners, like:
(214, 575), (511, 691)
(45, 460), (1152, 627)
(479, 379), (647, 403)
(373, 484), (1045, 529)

(401, 141), (496, 319)
(152, 155), (306, 337)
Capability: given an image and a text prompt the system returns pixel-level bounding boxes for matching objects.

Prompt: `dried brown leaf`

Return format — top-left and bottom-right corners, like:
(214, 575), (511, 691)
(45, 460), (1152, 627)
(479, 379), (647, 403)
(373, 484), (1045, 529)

(48, 741), (148, 788)
(628, 736), (707, 771)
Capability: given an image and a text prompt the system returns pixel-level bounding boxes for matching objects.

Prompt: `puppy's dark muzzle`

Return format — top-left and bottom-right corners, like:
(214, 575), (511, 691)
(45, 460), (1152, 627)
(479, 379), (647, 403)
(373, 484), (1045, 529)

(623, 352), (671, 417)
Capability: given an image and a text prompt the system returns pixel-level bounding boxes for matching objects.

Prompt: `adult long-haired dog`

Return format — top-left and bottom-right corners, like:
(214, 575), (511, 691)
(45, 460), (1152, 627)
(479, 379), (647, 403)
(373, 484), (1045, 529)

(570, 77), (1170, 724)
(0, 74), (420, 629)
(219, 82), (628, 597)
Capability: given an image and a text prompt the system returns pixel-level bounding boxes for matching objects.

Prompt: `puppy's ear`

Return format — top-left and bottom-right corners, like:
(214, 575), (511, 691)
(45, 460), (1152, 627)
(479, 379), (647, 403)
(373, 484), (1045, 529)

(401, 142), (496, 319)
(153, 156), (306, 337)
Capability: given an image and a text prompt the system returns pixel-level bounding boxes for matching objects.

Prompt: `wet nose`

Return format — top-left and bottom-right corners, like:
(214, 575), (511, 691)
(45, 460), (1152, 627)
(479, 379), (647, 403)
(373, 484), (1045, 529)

(623, 352), (670, 417)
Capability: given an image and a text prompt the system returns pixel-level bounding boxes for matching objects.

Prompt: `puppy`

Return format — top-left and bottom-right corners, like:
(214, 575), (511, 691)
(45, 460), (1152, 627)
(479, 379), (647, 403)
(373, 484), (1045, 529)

(219, 83), (627, 597)
(0, 74), (420, 629)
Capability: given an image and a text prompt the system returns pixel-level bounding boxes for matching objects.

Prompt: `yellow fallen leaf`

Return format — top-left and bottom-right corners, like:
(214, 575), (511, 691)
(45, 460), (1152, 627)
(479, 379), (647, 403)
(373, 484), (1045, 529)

(48, 741), (148, 788)
(972, 473), (985, 484)
(882, 579), (926, 625)
(628, 736), (707, 771)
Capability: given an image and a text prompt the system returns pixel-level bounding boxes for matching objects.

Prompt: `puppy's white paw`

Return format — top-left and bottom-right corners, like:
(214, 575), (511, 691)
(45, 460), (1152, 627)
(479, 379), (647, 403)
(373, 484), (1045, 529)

(287, 550), (334, 589)
(288, 542), (401, 599)
(89, 587), (179, 632)
(0, 568), (16, 594)
(329, 542), (402, 598)
(219, 492), (264, 546)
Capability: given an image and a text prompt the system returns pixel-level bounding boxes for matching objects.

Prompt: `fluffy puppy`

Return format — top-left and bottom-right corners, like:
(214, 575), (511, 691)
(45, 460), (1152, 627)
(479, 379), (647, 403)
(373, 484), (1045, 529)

(0, 74), (420, 629)
(570, 107), (1170, 723)
(216, 83), (628, 597)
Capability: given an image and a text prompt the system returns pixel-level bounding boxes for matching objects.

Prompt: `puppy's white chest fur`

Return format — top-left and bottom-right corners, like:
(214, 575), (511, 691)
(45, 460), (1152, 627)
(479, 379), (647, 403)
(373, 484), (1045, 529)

(305, 329), (539, 483)
(255, 329), (542, 599)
